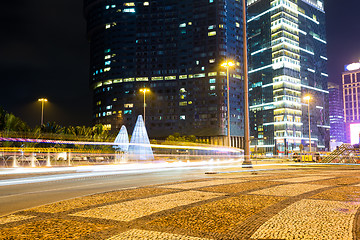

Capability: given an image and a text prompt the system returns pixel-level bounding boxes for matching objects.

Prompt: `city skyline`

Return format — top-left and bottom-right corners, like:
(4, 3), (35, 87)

(0, 0), (360, 128)
(247, 0), (329, 154)
(84, 0), (246, 143)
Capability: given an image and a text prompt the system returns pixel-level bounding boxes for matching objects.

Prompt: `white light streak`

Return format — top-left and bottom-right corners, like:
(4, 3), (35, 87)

(249, 64), (273, 74)
(320, 56), (328, 61)
(300, 84), (329, 94)
(307, 68), (315, 73)
(313, 36), (327, 44)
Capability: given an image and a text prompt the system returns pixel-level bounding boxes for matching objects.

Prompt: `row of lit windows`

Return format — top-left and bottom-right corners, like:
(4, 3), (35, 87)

(272, 36), (299, 48)
(273, 75), (301, 84)
(93, 73), (242, 89)
(272, 56), (300, 71)
(271, 11), (298, 23)
(344, 88), (360, 95)
(274, 108), (302, 116)
(271, 18), (298, 30)
(343, 72), (360, 84)
(105, 2), (148, 9)
(274, 95), (300, 102)
(272, 49), (300, 60)
(274, 115), (301, 122)
(271, 30), (299, 42)
(271, 0), (298, 12)
(95, 111), (194, 122)
(275, 131), (302, 138)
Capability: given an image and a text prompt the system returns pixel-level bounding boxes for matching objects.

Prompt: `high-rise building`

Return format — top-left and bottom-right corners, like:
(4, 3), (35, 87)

(247, 0), (329, 154)
(84, 0), (246, 146)
(342, 61), (360, 144)
(328, 82), (345, 143)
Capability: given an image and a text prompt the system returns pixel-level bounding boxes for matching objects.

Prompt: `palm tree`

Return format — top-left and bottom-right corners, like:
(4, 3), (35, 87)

(0, 112), (29, 147)
(4, 113), (29, 132)
(41, 122), (64, 135)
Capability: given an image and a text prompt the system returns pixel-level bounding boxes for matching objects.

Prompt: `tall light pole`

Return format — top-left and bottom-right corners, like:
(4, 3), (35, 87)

(139, 88), (150, 124)
(242, 0), (251, 166)
(304, 95), (311, 152)
(38, 98), (48, 126)
(221, 61), (235, 147)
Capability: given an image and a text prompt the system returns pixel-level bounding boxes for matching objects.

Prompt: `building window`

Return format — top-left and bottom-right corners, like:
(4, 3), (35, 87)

(124, 110), (132, 114)
(208, 31), (216, 36)
(124, 103), (134, 108)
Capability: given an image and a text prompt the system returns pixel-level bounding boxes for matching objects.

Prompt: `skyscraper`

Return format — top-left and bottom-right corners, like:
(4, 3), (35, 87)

(84, 0), (246, 146)
(247, 0), (329, 154)
(342, 61), (360, 144)
(328, 82), (345, 143)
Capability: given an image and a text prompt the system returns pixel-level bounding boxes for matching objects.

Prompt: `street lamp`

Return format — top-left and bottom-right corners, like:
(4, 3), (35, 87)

(38, 98), (48, 126)
(221, 61), (235, 147)
(139, 88), (150, 124)
(304, 95), (311, 152)
(241, 0), (251, 166)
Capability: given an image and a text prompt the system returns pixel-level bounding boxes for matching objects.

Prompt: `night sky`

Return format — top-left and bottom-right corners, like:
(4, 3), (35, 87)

(1, 0), (360, 127)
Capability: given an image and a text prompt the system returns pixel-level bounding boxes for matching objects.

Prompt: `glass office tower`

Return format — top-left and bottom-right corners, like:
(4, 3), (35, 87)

(328, 82), (345, 143)
(248, 0), (329, 154)
(84, 0), (245, 143)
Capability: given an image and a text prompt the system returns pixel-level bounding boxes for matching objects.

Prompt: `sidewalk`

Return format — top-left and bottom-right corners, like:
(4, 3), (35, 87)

(1, 165), (360, 239)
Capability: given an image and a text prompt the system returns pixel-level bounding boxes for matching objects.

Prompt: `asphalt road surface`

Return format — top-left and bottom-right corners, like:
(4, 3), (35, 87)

(0, 163), (238, 216)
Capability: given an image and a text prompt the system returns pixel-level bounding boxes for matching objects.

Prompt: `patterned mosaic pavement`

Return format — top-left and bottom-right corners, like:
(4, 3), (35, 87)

(2, 166), (360, 239)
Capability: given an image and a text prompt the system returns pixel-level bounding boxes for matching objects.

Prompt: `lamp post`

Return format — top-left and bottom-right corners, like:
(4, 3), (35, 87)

(139, 88), (150, 124)
(304, 95), (311, 152)
(242, 0), (251, 166)
(221, 61), (235, 147)
(38, 98), (48, 126)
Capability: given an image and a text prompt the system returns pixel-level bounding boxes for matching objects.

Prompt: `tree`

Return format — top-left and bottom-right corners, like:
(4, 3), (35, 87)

(4, 113), (29, 132)
(0, 106), (117, 151)
(0, 107), (5, 131)
(41, 122), (64, 135)
(299, 144), (304, 153)
(165, 133), (198, 143)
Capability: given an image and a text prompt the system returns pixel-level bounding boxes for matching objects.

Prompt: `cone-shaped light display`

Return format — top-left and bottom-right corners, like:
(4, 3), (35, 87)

(128, 115), (154, 160)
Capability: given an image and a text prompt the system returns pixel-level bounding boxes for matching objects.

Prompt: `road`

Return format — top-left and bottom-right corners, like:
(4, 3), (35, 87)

(0, 163), (239, 216)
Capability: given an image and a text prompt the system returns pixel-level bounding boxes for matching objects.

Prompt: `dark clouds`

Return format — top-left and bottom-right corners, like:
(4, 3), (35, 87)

(0, 0), (359, 127)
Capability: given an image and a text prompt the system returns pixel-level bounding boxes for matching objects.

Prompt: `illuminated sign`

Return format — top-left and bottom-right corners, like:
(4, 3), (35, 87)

(350, 123), (360, 145)
(345, 62), (360, 72)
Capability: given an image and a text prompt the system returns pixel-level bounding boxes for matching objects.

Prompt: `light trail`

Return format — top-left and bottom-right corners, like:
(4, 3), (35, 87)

(205, 162), (360, 174)
(0, 184), (138, 200)
(0, 137), (242, 153)
(0, 160), (243, 186)
(2, 161), (353, 187)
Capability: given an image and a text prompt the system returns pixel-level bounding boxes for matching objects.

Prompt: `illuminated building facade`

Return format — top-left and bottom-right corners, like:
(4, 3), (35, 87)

(342, 61), (360, 143)
(328, 82), (345, 143)
(248, 0), (329, 154)
(84, 0), (246, 143)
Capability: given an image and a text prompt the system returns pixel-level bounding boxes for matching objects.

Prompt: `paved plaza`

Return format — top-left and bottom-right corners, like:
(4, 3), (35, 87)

(1, 165), (360, 239)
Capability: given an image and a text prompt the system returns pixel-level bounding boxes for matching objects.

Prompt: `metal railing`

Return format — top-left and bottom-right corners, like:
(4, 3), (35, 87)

(321, 144), (360, 163)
